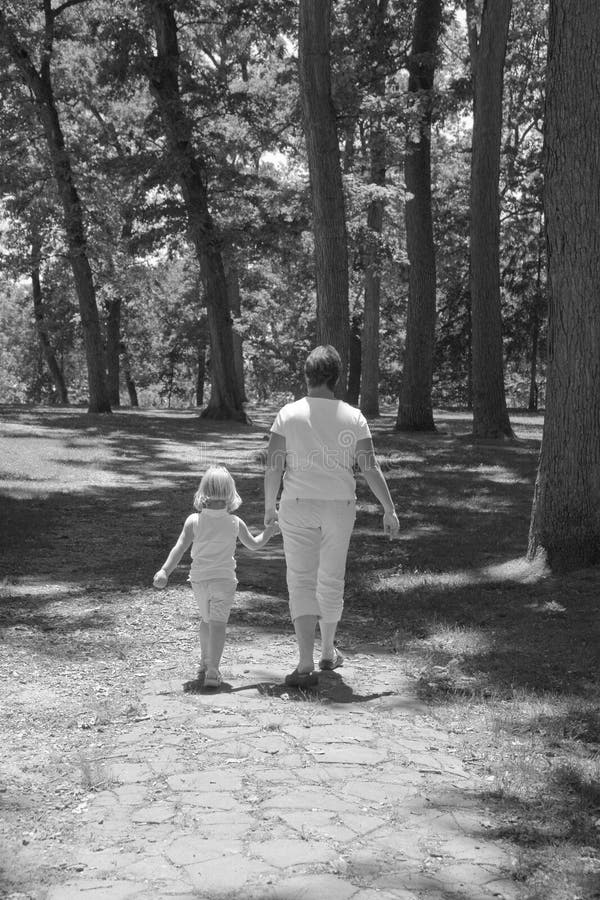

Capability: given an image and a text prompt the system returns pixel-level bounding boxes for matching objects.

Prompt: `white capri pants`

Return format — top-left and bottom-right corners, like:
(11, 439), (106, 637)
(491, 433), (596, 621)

(278, 498), (356, 623)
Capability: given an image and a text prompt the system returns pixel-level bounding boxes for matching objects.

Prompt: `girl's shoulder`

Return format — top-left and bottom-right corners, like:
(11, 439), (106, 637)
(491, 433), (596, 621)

(185, 511), (202, 532)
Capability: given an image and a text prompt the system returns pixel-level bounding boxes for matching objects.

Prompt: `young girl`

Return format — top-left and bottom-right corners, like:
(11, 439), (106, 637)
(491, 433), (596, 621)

(153, 465), (279, 689)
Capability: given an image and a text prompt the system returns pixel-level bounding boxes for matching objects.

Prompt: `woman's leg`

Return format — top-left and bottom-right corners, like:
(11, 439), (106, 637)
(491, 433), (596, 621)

(318, 620), (338, 662)
(316, 501), (356, 660)
(293, 614), (319, 673)
(279, 500), (321, 673)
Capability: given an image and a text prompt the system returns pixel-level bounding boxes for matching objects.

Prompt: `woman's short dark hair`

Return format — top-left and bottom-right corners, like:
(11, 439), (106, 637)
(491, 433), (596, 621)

(304, 345), (341, 390)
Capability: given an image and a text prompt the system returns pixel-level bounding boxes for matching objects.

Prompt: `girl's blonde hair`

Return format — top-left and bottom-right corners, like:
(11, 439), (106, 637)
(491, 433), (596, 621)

(193, 465), (241, 512)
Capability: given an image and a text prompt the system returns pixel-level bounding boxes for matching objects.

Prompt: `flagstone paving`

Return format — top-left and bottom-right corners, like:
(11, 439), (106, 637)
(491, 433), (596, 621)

(31, 642), (519, 900)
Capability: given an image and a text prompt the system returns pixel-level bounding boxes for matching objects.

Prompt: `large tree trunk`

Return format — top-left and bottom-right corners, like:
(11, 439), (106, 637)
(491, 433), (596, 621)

(0, 10), (110, 414)
(467, 0), (514, 439)
(396, 0), (442, 432)
(298, 0), (350, 396)
(30, 229), (69, 404)
(527, 0), (600, 571)
(148, 0), (246, 421)
(105, 298), (121, 407)
(359, 0), (389, 418)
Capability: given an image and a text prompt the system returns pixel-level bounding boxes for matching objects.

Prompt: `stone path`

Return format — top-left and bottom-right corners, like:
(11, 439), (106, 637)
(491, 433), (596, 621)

(41, 637), (519, 900)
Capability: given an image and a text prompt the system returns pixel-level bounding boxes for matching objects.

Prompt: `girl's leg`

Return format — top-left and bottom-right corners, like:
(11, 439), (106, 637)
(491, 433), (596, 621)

(204, 580), (237, 683)
(199, 619), (210, 670)
(207, 620), (227, 672)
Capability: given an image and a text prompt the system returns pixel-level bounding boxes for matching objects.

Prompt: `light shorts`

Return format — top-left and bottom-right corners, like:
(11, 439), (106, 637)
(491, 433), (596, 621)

(190, 578), (237, 624)
(278, 498), (356, 623)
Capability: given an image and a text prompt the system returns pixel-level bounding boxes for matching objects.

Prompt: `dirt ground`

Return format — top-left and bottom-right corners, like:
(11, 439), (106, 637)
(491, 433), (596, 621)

(1, 404), (599, 899)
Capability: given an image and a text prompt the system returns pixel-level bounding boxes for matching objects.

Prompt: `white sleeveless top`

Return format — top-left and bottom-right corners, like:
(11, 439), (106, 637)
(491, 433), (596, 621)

(189, 508), (239, 582)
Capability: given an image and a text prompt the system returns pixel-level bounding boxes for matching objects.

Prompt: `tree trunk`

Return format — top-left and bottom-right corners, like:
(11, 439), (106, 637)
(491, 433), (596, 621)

(120, 344), (139, 407)
(468, 0), (514, 439)
(527, 310), (539, 412)
(527, 0), (600, 571)
(30, 229), (69, 404)
(148, 0), (246, 421)
(347, 313), (362, 406)
(0, 10), (111, 413)
(298, 0), (350, 396)
(396, 0), (442, 432)
(105, 298), (121, 407)
(223, 250), (247, 403)
(196, 325), (208, 408)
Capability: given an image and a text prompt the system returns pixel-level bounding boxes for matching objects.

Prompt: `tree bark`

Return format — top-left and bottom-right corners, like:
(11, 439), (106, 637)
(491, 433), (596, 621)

(298, 0), (350, 395)
(105, 298), (121, 407)
(396, 0), (442, 432)
(196, 321), (208, 408)
(527, 0), (600, 571)
(0, 8), (111, 413)
(148, 0), (246, 421)
(30, 228), (69, 404)
(120, 344), (139, 407)
(347, 313), (362, 406)
(467, 0), (514, 438)
(222, 250), (246, 403)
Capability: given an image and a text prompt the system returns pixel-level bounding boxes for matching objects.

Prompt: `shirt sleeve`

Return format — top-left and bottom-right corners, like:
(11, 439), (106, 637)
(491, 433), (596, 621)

(355, 410), (372, 440)
(270, 407), (286, 436)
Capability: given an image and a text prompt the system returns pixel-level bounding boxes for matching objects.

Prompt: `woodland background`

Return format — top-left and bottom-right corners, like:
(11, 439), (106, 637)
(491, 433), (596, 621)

(0, 0), (545, 413)
(1, 0), (599, 573)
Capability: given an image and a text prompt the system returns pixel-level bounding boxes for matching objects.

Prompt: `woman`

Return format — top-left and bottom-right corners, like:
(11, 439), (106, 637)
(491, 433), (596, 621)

(264, 345), (400, 687)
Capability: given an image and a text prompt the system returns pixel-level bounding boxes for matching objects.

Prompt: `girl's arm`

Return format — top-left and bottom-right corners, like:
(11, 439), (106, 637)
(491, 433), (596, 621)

(153, 514), (196, 587)
(355, 438), (400, 540)
(237, 518), (280, 551)
(264, 432), (286, 525)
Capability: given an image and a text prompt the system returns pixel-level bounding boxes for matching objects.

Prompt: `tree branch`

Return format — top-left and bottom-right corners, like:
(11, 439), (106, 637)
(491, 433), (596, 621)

(52, 0), (94, 18)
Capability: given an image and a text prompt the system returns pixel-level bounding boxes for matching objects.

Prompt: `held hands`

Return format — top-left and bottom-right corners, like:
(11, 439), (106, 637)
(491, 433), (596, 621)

(264, 520), (280, 539)
(153, 569), (168, 589)
(264, 507), (278, 528)
(383, 509), (400, 541)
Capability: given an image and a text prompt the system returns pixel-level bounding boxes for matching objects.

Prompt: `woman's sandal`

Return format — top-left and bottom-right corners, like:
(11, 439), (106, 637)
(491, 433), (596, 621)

(284, 668), (319, 688)
(318, 650), (344, 671)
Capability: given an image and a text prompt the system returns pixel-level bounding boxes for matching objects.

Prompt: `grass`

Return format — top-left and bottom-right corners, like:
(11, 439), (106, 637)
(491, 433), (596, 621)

(1, 403), (600, 899)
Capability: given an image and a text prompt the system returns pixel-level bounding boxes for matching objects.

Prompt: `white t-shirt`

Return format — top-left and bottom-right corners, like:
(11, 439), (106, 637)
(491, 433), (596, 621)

(270, 397), (372, 500)
(189, 508), (239, 582)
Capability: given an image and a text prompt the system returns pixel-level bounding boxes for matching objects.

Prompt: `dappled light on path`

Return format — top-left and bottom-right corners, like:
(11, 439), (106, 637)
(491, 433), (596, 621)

(2, 405), (600, 898)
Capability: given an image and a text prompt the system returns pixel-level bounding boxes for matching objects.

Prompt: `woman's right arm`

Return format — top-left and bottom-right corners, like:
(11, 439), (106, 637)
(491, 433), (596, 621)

(264, 432), (286, 525)
(355, 438), (400, 539)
